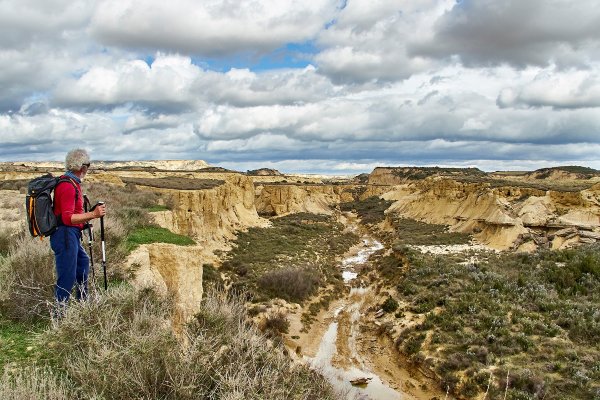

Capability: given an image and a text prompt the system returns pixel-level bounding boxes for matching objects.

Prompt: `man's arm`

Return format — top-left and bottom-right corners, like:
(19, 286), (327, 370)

(70, 205), (106, 224)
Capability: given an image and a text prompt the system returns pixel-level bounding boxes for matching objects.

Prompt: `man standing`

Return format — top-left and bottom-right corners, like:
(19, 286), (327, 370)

(51, 148), (106, 303)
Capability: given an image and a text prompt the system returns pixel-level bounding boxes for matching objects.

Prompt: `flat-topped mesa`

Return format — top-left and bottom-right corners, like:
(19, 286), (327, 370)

(368, 166), (486, 186)
(246, 168), (283, 176)
(526, 166), (600, 181)
(0, 159), (210, 172)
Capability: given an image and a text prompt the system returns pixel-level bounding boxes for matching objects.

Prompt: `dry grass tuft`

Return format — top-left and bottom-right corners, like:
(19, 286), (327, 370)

(38, 286), (339, 400)
(0, 232), (55, 322)
(0, 366), (71, 400)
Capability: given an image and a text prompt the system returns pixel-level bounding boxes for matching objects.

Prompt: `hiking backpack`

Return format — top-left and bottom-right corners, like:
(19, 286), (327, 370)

(26, 174), (78, 238)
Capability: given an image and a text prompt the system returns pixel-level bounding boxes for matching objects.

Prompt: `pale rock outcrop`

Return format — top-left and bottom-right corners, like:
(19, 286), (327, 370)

(255, 184), (355, 216)
(518, 197), (554, 227)
(556, 210), (599, 229)
(0, 160), (209, 172)
(368, 168), (404, 186)
(151, 175), (268, 242)
(127, 174), (267, 325)
(380, 178), (600, 250)
(128, 243), (203, 327)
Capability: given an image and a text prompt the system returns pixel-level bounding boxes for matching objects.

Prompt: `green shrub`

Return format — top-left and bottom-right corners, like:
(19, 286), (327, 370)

(402, 333), (426, 355)
(262, 312), (290, 338)
(339, 196), (393, 225)
(257, 267), (321, 303)
(389, 245), (600, 400)
(390, 217), (471, 246)
(222, 213), (357, 302)
(381, 296), (399, 312)
(202, 263), (224, 290)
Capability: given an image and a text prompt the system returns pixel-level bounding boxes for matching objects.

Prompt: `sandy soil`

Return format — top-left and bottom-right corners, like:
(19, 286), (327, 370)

(0, 190), (26, 233)
(356, 323), (445, 400)
(286, 286), (447, 400)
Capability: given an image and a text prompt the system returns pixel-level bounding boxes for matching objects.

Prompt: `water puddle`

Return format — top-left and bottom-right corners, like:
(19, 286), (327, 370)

(342, 239), (384, 283)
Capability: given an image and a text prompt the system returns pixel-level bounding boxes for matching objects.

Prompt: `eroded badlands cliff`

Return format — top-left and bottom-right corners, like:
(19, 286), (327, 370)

(381, 178), (600, 250)
(251, 168), (600, 251)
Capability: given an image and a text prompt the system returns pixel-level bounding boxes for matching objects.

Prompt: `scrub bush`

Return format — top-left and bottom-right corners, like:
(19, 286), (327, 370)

(258, 267), (321, 303)
(0, 232), (55, 322)
(39, 286), (339, 400)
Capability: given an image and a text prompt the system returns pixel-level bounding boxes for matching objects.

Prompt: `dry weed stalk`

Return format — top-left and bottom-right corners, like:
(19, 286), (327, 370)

(503, 370), (510, 400)
(0, 366), (70, 400)
(483, 371), (492, 399)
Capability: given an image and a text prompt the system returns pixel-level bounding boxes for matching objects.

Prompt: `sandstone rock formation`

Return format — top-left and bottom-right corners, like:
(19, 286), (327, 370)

(125, 174), (268, 324)
(151, 174), (267, 242)
(255, 184), (356, 216)
(525, 166), (600, 181)
(380, 177), (600, 250)
(368, 166), (486, 186)
(128, 243), (203, 328)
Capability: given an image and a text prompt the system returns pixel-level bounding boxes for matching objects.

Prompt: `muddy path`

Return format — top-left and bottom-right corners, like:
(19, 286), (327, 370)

(285, 213), (448, 400)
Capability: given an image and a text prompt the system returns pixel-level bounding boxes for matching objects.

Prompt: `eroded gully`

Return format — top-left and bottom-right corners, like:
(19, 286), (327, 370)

(286, 213), (445, 400)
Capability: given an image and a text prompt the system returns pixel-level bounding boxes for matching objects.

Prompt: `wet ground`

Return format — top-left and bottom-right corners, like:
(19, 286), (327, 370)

(287, 213), (447, 400)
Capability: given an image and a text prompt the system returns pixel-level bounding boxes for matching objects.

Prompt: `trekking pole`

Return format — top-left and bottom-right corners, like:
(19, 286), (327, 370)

(91, 201), (107, 290)
(83, 195), (95, 284)
(99, 203), (107, 290)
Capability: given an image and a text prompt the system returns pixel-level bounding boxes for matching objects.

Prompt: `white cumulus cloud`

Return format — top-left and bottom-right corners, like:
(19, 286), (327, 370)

(90, 0), (338, 56)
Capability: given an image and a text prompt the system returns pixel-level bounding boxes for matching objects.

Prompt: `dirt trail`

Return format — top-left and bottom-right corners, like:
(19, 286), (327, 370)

(285, 213), (447, 400)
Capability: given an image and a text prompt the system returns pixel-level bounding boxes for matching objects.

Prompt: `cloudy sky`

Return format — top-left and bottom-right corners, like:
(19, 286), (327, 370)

(1, 0), (600, 174)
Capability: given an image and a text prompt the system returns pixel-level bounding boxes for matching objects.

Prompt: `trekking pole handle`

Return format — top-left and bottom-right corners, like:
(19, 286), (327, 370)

(90, 201), (104, 212)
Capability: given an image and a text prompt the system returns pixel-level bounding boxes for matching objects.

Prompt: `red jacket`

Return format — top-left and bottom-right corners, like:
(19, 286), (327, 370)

(53, 176), (84, 230)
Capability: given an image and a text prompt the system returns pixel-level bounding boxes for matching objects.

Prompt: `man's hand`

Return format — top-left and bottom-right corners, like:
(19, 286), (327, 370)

(93, 203), (106, 219)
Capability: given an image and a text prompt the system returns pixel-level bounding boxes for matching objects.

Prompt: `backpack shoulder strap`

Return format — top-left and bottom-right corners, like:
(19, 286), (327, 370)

(56, 177), (79, 201)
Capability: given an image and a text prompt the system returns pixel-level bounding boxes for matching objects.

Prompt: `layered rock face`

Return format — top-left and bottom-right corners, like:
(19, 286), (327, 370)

(128, 174), (267, 324)
(255, 184), (356, 216)
(368, 166), (486, 186)
(382, 178), (600, 250)
(152, 175), (267, 242)
(129, 243), (203, 327)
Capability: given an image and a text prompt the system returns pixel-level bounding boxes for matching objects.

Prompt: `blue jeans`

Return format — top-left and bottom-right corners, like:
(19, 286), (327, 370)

(50, 226), (89, 302)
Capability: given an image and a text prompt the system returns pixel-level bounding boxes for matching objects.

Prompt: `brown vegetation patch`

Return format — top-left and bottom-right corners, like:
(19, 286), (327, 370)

(389, 217), (471, 246)
(222, 213), (358, 303)
(121, 177), (225, 190)
(0, 179), (29, 192)
(455, 175), (596, 192)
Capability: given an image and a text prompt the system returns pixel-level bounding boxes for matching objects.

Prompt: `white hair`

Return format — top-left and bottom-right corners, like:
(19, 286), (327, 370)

(65, 148), (90, 172)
